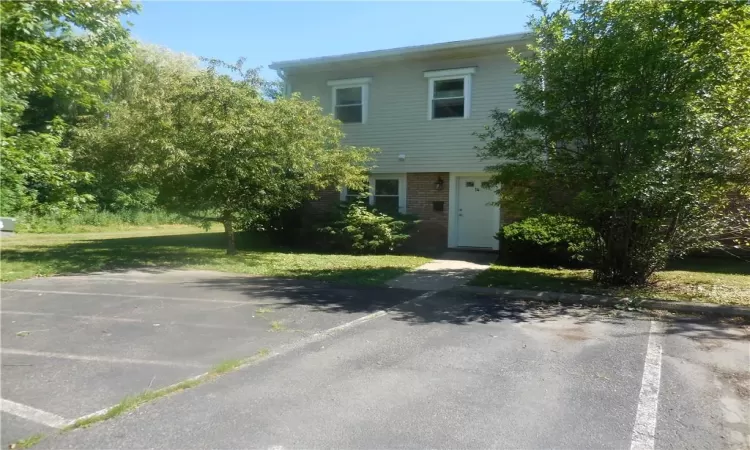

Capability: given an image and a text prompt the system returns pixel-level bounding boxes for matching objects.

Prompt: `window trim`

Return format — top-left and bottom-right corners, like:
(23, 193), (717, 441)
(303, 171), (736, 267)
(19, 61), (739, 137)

(327, 77), (372, 124)
(424, 67), (476, 120)
(340, 173), (407, 213)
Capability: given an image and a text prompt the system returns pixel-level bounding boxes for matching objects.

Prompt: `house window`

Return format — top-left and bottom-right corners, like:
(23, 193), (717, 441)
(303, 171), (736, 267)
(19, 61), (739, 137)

(425, 67), (476, 120)
(343, 186), (366, 203)
(373, 179), (400, 214)
(327, 77), (372, 124)
(340, 174), (406, 214)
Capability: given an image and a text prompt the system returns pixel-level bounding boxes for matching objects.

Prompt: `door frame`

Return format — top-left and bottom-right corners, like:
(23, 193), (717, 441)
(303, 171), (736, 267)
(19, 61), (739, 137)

(447, 172), (501, 250)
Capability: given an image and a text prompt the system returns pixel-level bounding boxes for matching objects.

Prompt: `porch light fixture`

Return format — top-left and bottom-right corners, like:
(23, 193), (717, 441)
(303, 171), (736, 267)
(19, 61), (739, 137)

(435, 176), (444, 191)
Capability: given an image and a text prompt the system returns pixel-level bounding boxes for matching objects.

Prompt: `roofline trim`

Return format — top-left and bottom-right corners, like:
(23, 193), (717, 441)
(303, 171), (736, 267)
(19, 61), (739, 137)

(269, 32), (531, 70)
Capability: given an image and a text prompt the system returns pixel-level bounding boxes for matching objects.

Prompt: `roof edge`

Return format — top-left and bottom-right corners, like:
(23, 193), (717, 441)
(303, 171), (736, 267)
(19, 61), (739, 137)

(269, 32), (530, 71)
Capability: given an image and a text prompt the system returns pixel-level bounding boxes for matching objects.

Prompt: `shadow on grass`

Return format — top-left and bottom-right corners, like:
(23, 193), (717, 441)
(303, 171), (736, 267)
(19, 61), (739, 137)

(471, 256), (750, 304)
(1, 232), (426, 286)
(470, 265), (596, 291)
(666, 256), (750, 275)
(4, 231), (747, 339)
(2, 233), (234, 275)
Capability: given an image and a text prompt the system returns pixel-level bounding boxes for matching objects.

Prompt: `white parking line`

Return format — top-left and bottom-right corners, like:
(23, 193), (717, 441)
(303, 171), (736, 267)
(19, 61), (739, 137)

(0, 398), (69, 429)
(61, 291), (440, 428)
(1, 310), (257, 331)
(2, 288), (253, 305)
(1, 349), (208, 368)
(631, 320), (664, 450)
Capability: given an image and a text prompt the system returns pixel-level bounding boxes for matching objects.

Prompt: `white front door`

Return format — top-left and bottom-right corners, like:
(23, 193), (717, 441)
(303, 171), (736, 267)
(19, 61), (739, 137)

(456, 176), (497, 248)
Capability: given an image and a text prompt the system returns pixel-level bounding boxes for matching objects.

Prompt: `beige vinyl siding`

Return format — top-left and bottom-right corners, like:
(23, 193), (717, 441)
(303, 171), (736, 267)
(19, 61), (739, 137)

(286, 49), (520, 173)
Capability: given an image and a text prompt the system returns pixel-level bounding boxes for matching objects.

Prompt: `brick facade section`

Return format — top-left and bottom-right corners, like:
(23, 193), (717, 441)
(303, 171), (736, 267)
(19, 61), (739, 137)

(308, 187), (340, 212)
(405, 172), (450, 252)
(309, 173), (512, 252)
(300, 187), (339, 232)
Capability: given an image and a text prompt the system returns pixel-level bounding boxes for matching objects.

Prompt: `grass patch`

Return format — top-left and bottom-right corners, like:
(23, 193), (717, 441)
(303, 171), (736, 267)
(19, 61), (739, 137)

(65, 378), (203, 430)
(9, 433), (44, 449)
(471, 257), (750, 306)
(210, 358), (246, 375)
(1, 226), (430, 285)
(64, 348), (270, 431)
(255, 307), (272, 315)
(269, 321), (286, 332)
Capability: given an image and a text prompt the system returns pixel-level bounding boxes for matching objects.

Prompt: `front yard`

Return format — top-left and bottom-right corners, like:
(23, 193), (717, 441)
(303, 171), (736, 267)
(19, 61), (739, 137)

(0, 225), (431, 285)
(471, 258), (750, 306)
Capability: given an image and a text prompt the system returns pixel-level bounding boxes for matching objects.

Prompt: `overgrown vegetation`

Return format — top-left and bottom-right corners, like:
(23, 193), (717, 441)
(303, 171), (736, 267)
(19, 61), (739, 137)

(1, 0), (137, 217)
(16, 210), (193, 233)
(478, 0), (750, 286)
(8, 433), (44, 449)
(2, 2), (375, 253)
(498, 214), (594, 267)
(65, 348), (271, 431)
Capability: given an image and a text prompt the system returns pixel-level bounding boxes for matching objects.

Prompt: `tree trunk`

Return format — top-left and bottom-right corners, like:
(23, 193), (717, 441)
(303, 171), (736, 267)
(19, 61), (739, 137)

(592, 212), (658, 286)
(222, 214), (237, 256)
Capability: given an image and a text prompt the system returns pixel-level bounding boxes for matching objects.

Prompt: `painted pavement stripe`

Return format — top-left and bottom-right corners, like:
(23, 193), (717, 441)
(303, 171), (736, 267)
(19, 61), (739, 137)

(1, 349), (207, 368)
(1, 310), (255, 331)
(630, 320), (664, 450)
(1, 398), (69, 429)
(2, 288), (252, 305)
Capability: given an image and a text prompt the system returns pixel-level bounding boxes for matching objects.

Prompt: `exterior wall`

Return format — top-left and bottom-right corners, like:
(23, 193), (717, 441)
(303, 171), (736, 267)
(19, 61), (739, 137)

(301, 187), (339, 232)
(285, 46), (521, 174)
(307, 174), (451, 251)
(308, 187), (340, 212)
(405, 172), (450, 251)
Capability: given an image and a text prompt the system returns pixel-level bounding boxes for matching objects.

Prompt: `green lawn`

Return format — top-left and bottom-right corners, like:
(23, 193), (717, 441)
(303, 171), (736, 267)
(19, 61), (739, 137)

(471, 258), (750, 306)
(0, 225), (431, 286)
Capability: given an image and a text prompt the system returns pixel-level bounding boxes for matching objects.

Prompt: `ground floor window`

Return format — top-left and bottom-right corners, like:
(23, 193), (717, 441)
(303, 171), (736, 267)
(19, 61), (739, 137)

(340, 174), (406, 214)
(372, 179), (400, 214)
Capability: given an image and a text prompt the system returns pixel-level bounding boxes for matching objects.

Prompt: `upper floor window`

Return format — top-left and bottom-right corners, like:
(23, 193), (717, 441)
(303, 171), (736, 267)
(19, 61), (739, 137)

(424, 67), (476, 120)
(327, 77), (372, 124)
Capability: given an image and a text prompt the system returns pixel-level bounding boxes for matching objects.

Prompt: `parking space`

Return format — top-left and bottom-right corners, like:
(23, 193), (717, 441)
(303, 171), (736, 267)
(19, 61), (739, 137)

(2, 272), (748, 449)
(30, 290), (750, 450)
(1, 270), (419, 447)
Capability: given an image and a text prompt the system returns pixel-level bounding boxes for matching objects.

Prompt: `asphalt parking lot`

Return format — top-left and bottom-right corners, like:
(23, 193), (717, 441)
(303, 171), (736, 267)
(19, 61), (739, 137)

(0, 270), (418, 447)
(1, 270), (748, 449)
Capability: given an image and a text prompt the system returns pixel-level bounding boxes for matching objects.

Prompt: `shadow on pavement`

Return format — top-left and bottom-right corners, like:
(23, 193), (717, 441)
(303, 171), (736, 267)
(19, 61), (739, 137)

(188, 275), (750, 343)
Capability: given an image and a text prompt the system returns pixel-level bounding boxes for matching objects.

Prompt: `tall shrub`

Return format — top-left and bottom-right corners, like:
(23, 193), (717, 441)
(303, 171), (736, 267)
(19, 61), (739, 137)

(478, 0), (750, 285)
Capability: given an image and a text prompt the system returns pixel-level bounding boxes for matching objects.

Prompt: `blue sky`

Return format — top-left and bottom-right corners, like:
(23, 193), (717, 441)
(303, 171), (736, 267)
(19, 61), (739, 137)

(127, 1), (536, 79)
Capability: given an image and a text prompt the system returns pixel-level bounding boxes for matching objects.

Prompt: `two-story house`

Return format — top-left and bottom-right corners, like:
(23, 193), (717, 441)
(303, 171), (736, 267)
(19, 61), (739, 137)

(270, 32), (529, 251)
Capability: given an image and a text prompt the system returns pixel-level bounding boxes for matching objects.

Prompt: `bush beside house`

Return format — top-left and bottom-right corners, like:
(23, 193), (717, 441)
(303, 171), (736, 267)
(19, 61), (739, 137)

(498, 215), (594, 268)
(263, 199), (418, 255)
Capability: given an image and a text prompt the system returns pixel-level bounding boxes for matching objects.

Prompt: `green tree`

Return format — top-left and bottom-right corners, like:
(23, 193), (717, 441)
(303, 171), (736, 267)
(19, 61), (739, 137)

(478, 0), (750, 285)
(0, 0), (137, 215)
(73, 43), (201, 211)
(77, 59), (375, 254)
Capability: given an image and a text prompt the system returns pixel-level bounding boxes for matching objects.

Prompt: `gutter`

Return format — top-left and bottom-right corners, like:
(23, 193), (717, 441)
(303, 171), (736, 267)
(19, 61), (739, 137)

(269, 32), (531, 71)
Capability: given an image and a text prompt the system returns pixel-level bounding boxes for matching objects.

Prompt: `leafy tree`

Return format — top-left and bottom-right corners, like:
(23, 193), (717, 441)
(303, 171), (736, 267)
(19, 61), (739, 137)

(478, 0), (750, 285)
(73, 44), (202, 212)
(0, 0), (137, 215)
(77, 59), (375, 254)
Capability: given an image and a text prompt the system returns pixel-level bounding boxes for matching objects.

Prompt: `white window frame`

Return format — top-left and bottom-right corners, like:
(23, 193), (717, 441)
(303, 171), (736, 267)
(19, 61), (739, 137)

(327, 77), (372, 124)
(424, 67), (476, 120)
(340, 173), (407, 213)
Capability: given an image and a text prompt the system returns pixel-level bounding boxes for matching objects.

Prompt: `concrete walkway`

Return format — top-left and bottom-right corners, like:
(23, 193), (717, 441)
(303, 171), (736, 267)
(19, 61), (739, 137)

(386, 251), (496, 291)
